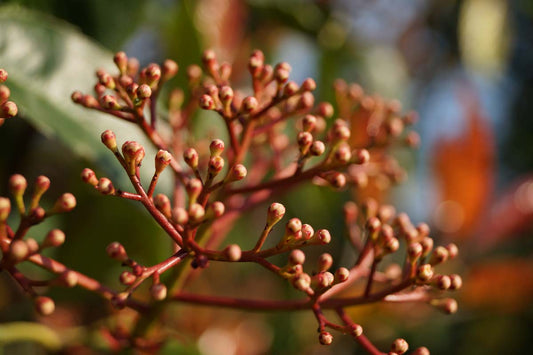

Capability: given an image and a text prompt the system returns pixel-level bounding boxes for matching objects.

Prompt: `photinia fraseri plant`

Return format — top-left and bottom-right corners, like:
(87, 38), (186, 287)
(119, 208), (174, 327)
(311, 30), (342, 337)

(0, 48), (462, 354)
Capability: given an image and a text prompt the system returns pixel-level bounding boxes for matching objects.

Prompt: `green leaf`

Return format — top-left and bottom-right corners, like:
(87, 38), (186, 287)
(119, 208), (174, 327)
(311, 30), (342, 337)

(0, 5), (158, 182)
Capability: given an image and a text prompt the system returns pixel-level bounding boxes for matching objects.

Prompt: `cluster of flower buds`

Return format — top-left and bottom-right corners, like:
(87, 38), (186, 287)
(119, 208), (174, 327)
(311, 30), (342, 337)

(0, 68), (18, 124)
(0, 174), (78, 316)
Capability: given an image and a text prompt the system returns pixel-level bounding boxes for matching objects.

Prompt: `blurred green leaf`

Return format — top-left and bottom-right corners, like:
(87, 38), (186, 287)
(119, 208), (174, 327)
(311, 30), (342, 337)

(0, 5), (158, 183)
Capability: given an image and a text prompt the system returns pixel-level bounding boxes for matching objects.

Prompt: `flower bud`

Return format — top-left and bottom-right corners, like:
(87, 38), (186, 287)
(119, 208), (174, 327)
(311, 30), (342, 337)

(302, 115), (317, 132)
(318, 253), (333, 272)
(81, 168), (98, 186)
(267, 203), (285, 226)
(274, 62), (291, 83)
(417, 264), (434, 283)
(101, 130), (118, 152)
(283, 81), (299, 96)
(434, 275), (451, 290)
(97, 71), (115, 89)
(111, 292), (129, 309)
(25, 238), (39, 255)
(248, 50), (264, 77)
(120, 271), (136, 285)
(9, 240), (29, 262)
(136, 84), (152, 100)
(353, 149), (370, 164)
(420, 237), (434, 257)
(405, 131), (420, 148)
(224, 244), (242, 261)
(208, 156), (225, 176)
(207, 201), (225, 218)
(288, 249), (305, 265)
(334, 143), (352, 164)
(183, 148), (199, 169)
(330, 119), (350, 142)
(162, 59), (179, 81)
(430, 298), (458, 314)
(383, 236), (400, 254)
(407, 242), (423, 262)
(314, 229), (331, 244)
(199, 94), (216, 110)
(145, 63), (161, 87)
(445, 243), (459, 259)
(106, 241), (128, 262)
(155, 149), (172, 174)
(81, 95), (99, 108)
(101, 95), (121, 110)
(1, 101), (17, 118)
(9, 174), (27, 197)
(227, 164), (247, 182)
(335, 267), (350, 283)
(34, 296), (55, 316)
(429, 246), (449, 265)
(43, 229), (65, 248)
(150, 283), (167, 301)
(0, 68), (7, 83)
(53, 193), (76, 213)
(286, 218), (302, 236)
(154, 194), (172, 218)
(391, 338), (409, 354)
(301, 224), (314, 240)
(449, 274), (462, 290)
(412, 347), (430, 355)
(59, 270), (78, 288)
(173, 207), (189, 225)
(186, 178), (203, 204)
(301, 78), (316, 92)
(310, 141), (325, 156)
(292, 273), (311, 292)
(114, 51), (128, 74)
(297, 131), (313, 154)
(209, 139), (225, 157)
(318, 331), (333, 345)
(242, 96), (258, 113)
(97, 178), (115, 195)
(219, 86), (234, 104)
(188, 203), (205, 223)
(186, 64), (203, 83)
(122, 141), (145, 175)
(0, 85), (10, 103)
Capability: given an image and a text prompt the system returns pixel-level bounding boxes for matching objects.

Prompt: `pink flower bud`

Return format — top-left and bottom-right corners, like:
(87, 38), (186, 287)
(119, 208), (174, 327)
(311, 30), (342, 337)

(0, 85), (10, 103)
(417, 264), (434, 283)
(445, 243), (459, 259)
(209, 139), (225, 157)
(150, 283), (167, 301)
(9, 240), (29, 262)
(210, 201), (225, 218)
(297, 132), (313, 154)
(318, 331), (333, 345)
(106, 242), (128, 262)
(120, 271), (136, 285)
(122, 141), (145, 175)
(162, 59), (179, 81)
(145, 63), (161, 86)
(407, 242), (423, 262)
(173, 207), (189, 225)
(412, 347), (430, 355)
(298, 92), (314, 110)
(0, 68), (7, 83)
(242, 96), (258, 113)
(224, 244), (242, 261)
(208, 156), (225, 175)
(199, 94), (216, 110)
(97, 178), (115, 195)
(53, 193), (76, 213)
(301, 78), (316, 92)
(248, 50), (264, 77)
(114, 51), (128, 74)
(391, 338), (409, 354)
(43, 229), (66, 248)
(429, 246), (449, 265)
(188, 203), (205, 223)
(82, 95), (99, 108)
(430, 298), (458, 314)
(267, 203), (285, 226)
(155, 149), (172, 174)
(154, 194), (172, 218)
(405, 131), (420, 148)
(97, 71), (115, 89)
(59, 270), (78, 288)
(111, 292), (128, 309)
(183, 148), (199, 169)
(1, 101), (17, 118)
(317, 102), (334, 118)
(314, 229), (331, 244)
(283, 81), (299, 96)
(420, 237), (434, 257)
(449, 274), (462, 290)
(289, 249), (305, 265)
(228, 164), (247, 182)
(292, 273), (311, 292)
(434, 275), (451, 290)
(286, 218), (302, 236)
(330, 119), (351, 141)
(310, 141), (325, 156)
(9, 174), (27, 197)
(101, 130), (117, 151)
(101, 95), (121, 110)
(25, 238), (39, 255)
(186, 178), (203, 203)
(220, 62), (232, 81)
(301, 224), (314, 240)
(274, 62), (291, 83)
(186, 64), (202, 82)
(136, 84), (152, 99)
(219, 86), (234, 104)
(34, 296), (55, 316)
(334, 143), (352, 164)
(302, 115), (317, 132)
(81, 168), (98, 186)
(318, 253), (333, 272)
(335, 267), (350, 283)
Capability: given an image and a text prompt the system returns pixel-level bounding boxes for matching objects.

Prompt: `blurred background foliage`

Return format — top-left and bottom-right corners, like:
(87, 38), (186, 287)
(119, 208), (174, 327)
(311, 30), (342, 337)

(0, 0), (532, 354)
